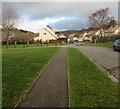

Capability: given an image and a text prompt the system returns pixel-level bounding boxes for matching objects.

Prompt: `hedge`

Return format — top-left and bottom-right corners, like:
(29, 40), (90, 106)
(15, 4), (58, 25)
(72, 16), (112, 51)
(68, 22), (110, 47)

(96, 35), (120, 43)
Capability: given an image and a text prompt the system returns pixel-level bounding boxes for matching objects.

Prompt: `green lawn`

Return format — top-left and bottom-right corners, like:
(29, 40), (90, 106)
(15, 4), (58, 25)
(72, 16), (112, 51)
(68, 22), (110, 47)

(2, 47), (59, 108)
(67, 48), (119, 107)
(77, 43), (113, 48)
(2, 43), (67, 49)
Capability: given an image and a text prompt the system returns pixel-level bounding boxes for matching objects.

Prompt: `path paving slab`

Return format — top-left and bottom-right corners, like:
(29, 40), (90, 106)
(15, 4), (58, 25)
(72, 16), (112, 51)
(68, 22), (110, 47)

(18, 48), (68, 107)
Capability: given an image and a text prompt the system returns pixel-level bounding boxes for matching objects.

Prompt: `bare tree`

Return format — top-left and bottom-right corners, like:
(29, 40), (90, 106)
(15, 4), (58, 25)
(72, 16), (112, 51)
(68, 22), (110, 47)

(88, 7), (114, 37)
(10, 29), (21, 48)
(2, 8), (18, 47)
(24, 32), (30, 47)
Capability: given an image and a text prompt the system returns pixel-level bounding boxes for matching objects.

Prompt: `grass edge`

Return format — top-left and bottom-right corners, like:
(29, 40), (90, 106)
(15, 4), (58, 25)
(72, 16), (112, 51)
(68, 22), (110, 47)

(13, 47), (61, 108)
(67, 47), (71, 107)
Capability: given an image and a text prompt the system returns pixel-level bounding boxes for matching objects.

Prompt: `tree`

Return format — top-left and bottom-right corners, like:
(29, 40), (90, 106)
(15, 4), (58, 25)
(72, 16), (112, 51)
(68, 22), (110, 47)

(108, 19), (117, 28)
(24, 32), (33, 47)
(10, 29), (21, 48)
(2, 8), (18, 46)
(88, 7), (114, 37)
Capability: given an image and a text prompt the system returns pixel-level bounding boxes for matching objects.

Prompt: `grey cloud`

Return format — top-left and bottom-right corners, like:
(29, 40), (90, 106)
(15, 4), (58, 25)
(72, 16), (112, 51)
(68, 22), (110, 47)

(2, 2), (118, 19)
(49, 17), (88, 30)
(2, 2), (118, 30)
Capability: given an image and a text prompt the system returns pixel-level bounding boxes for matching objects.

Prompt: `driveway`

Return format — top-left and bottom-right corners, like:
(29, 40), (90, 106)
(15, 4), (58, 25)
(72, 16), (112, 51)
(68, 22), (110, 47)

(76, 46), (119, 80)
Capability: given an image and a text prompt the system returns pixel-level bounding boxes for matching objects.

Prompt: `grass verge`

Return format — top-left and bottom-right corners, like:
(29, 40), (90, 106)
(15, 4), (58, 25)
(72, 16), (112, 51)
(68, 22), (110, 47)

(67, 47), (119, 107)
(77, 43), (113, 48)
(2, 47), (59, 108)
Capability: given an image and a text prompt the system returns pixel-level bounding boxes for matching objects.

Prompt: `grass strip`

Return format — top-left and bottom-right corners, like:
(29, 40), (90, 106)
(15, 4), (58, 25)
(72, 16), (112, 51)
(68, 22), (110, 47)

(2, 47), (59, 108)
(67, 47), (118, 107)
(77, 43), (113, 48)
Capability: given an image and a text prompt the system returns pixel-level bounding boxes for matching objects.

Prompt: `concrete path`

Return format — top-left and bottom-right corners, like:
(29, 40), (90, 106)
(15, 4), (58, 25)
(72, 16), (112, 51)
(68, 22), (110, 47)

(18, 48), (68, 107)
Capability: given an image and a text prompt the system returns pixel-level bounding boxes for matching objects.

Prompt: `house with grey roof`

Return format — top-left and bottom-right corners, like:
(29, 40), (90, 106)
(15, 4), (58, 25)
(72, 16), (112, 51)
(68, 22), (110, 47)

(105, 25), (120, 36)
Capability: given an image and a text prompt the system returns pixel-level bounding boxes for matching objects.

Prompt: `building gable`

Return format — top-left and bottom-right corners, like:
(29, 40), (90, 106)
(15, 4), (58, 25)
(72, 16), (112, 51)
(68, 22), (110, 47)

(34, 26), (58, 42)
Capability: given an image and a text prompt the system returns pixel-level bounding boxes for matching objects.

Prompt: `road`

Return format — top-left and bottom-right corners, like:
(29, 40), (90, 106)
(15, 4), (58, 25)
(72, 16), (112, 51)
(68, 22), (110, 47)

(76, 46), (119, 80)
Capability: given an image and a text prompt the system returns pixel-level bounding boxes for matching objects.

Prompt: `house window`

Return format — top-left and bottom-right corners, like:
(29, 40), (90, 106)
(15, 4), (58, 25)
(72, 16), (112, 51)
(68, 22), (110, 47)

(43, 33), (47, 35)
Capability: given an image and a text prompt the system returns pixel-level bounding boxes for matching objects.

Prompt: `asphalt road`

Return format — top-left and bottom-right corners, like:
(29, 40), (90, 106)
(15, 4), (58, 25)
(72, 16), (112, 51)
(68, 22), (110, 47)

(77, 46), (119, 80)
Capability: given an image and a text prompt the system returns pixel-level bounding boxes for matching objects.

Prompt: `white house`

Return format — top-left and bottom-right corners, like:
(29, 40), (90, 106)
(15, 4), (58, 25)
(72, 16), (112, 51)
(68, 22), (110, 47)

(34, 25), (58, 42)
(67, 34), (76, 43)
(105, 25), (120, 36)
(80, 32), (88, 41)
(82, 32), (88, 37)
(73, 37), (79, 41)
(93, 29), (106, 37)
(57, 34), (67, 38)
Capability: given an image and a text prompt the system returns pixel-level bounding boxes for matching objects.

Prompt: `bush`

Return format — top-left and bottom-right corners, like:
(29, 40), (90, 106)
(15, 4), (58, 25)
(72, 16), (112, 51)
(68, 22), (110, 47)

(96, 35), (120, 43)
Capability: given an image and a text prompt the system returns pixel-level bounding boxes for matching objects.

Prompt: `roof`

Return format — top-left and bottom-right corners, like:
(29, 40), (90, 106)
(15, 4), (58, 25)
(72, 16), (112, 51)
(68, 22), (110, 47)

(44, 26), (58, 38)
(68, 34), (76, 38)
(57, 34), (66, 38)
(87, 31), (95, 35)
(106, 25), (120, 33)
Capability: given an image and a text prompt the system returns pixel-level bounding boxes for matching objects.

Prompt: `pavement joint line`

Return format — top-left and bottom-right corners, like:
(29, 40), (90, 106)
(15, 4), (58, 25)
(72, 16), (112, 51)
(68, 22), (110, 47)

(66, 49), (71, 107)
(14, 48), (61, 109)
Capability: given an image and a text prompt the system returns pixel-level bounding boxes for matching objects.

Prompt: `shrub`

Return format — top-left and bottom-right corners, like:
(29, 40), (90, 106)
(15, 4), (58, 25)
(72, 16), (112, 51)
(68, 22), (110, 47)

(96, 35), (120, 43)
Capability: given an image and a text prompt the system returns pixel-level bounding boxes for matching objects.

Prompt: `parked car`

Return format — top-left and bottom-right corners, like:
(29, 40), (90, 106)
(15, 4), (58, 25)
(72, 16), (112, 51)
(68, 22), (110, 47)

(83, 38), (90, 42)
(83, 38), (90, 41)
(78, 39), (84, 42)
(113, 39), (120, 51)
(69, 39), (74, 43)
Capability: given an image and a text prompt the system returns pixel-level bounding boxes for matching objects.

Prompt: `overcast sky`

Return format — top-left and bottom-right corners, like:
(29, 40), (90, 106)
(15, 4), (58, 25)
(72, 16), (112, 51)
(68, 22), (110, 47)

(2, 1), (119, 33)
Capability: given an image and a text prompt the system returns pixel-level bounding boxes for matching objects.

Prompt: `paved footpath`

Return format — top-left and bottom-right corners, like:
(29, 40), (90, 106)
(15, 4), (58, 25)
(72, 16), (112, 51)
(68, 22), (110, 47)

(18, 48), (68, 107)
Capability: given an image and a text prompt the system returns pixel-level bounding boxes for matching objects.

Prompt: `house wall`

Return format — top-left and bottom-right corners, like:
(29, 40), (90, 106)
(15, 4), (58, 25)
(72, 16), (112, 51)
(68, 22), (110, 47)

(95, 29), (106, 37)
(34, 27), (57, 42)
(95, 31), (100, 36)
(83, 33), (87, 37)
(115, 27), (120, 34)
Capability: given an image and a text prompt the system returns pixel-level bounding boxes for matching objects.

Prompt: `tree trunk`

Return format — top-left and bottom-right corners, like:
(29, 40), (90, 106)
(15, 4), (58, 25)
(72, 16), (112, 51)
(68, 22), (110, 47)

(37, 42), (39, 47)
(23, 41), (25, 48)
(14, 41), (17, 48)
(27, 40), (29, 47)
(6, 40), (9, 49)
(100, 30), (103, 37)
(92, 36), (95, 43)
(41, 43), (42, 47)
(103, 29), (106, 37)
(6, 31), (9, 49)
(55, 43), (57, 46)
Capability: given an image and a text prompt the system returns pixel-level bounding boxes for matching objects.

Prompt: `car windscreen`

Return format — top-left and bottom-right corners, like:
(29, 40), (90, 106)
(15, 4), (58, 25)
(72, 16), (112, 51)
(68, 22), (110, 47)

(117, 40), (120, 45)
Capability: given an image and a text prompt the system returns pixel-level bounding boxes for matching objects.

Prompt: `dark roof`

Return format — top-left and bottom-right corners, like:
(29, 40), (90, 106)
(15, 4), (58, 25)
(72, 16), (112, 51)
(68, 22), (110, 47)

(106, 25), (120, 33)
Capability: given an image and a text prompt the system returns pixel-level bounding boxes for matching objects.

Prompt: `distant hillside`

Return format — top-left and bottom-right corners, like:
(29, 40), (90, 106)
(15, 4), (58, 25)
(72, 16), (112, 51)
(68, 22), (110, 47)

(62, 30), (81, 33)
(56, 30), (81, 34)
(55, 28), (92, 34)
(19, 29), (35, 34)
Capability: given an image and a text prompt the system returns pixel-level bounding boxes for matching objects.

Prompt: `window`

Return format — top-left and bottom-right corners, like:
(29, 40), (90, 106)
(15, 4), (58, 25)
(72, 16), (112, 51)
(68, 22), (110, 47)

(43, 33), (47, 35)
